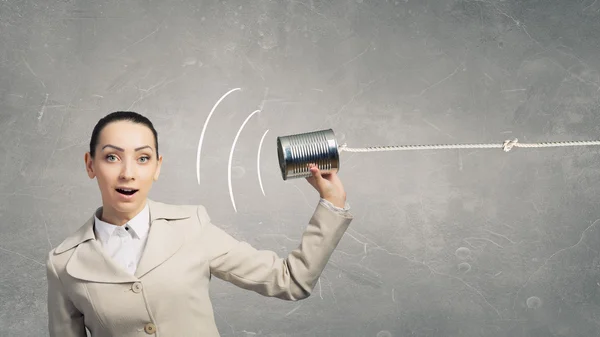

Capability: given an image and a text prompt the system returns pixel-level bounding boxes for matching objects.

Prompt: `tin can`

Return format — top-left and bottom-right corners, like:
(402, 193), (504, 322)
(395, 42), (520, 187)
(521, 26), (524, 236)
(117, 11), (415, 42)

(277, 129), (339, 180)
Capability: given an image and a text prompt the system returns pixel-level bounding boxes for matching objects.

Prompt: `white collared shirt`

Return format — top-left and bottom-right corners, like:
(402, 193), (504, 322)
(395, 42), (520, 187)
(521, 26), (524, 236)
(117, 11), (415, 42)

(93, 199), (350, 275)
(94, 203), (150, 275)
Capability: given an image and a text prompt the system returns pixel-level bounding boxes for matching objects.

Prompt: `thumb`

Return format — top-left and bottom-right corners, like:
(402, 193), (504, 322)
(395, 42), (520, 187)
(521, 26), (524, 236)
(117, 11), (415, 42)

(309, 163), (324, 180)
(306, 164), (325, 186)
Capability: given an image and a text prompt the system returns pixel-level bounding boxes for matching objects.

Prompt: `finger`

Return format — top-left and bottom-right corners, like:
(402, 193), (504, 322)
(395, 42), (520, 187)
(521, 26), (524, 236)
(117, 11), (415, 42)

(308, 164), (326, 186)
(309, 163), (321, 177)
(305, 164), (318, 181)
(305, 169), (316, 183)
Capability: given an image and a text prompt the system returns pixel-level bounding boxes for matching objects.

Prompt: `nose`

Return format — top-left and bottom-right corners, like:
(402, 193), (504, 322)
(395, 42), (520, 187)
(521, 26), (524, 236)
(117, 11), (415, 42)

(119, 158), (136, 180)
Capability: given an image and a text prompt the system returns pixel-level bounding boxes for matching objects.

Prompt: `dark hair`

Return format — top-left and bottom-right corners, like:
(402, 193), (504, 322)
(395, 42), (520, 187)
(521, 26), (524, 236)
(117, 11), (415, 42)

(89, 111), (159, 158)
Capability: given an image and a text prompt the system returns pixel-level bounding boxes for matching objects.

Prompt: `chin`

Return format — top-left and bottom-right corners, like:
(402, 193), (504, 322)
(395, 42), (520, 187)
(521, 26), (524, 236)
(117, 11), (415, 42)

(105, 191), (146, 210)
(114, 201), (143, 214)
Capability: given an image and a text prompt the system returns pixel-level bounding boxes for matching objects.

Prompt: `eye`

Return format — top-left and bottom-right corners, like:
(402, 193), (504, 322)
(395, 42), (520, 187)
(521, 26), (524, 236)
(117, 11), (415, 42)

(106, 154), (118, 162)
(139, 156), (151, 163)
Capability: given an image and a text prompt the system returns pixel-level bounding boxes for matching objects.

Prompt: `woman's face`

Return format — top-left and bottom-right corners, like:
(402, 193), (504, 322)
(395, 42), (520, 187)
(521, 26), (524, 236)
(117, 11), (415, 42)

(84, 120), (162, 223)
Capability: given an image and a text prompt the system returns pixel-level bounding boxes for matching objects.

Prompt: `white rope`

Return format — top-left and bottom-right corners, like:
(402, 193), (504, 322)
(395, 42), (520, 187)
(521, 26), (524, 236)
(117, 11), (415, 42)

(338, 138), (600, 153)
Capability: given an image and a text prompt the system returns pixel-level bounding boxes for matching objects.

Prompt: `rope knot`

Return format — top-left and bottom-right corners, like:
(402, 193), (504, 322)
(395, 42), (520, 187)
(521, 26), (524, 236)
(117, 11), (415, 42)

(502, 138), (518, 152)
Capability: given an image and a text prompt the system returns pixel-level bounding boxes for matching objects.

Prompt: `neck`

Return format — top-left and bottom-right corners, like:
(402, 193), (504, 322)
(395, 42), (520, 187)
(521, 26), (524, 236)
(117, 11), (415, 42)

(100, 202), (146, 226)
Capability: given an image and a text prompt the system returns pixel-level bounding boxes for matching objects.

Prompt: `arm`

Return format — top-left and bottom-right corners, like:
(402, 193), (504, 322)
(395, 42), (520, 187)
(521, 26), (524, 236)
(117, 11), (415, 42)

(202, 200), (352, 301)
(46, 252), (86, 337)
(319, 197), (352, 218)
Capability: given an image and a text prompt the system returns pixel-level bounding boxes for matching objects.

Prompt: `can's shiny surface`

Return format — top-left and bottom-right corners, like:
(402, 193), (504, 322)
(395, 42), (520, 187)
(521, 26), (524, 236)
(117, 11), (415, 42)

(277, 129), (339, 180)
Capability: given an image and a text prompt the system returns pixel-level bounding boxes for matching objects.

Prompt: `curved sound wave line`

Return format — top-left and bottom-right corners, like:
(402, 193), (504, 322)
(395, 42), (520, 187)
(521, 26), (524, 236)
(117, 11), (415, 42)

(257, 129), (269, 197)
(228, 109), (261, 212)
(196, 87), (241, 186)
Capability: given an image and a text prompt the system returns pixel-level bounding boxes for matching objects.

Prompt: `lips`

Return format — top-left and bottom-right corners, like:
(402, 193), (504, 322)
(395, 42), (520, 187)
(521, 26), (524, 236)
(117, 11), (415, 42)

(116, 188), (139, 196)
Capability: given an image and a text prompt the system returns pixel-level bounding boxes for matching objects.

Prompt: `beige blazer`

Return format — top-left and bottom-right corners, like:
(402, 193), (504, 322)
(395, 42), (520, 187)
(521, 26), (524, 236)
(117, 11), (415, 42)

(46, 199), (353, 337)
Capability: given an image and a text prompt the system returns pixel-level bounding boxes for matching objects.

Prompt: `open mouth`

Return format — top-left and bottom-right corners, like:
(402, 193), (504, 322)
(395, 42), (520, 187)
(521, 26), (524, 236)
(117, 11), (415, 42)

(116, 188), (139, 196)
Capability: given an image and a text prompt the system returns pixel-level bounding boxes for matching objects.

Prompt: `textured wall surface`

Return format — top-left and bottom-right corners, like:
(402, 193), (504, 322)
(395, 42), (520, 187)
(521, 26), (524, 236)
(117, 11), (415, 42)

(2, 0), (600, 336)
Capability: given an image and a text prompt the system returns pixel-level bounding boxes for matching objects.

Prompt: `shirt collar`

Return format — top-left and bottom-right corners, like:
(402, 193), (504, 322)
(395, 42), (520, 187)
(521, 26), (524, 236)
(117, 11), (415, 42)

(94, 203), (150, 242)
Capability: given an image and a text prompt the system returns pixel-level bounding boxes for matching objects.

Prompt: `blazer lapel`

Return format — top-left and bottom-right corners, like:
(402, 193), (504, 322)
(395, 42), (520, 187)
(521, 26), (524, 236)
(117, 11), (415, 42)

(67, 239), (139, 283)
(58, 199), (192, 283)
(61, 215), (139, 283)
(134, 199), (191, 279)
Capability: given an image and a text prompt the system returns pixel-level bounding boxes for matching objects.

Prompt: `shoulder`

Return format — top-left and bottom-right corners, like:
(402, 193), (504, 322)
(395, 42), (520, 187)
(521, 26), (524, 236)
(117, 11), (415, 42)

(51, 213), (96, 257)
(147, 198), (209, 223)
(47, 241), (78, 277)
(49, 200), (212, 256)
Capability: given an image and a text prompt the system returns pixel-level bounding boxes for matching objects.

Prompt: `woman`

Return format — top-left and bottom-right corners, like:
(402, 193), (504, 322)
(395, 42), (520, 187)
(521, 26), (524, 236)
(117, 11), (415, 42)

(46, 111), (353, 337)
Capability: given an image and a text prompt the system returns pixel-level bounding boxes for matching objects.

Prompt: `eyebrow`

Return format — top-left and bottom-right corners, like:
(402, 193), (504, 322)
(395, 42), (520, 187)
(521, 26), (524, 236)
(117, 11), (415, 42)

(101, 144), (154, 153)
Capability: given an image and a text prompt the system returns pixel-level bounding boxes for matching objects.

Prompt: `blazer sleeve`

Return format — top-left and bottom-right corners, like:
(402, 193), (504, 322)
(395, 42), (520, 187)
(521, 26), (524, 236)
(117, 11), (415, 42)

(46, 252), (86, 337)
(200, 201), (353, 301)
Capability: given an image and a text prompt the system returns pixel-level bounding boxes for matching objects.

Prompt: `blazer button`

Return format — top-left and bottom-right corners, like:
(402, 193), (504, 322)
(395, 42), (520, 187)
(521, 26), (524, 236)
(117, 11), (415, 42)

(144, 322), (156, 334)
(132, 282), (143, 293)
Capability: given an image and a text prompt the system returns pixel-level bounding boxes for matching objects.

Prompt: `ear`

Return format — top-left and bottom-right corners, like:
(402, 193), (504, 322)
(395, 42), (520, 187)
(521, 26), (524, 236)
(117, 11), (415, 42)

(84, 152), (96, 179)
(153, 155), (163, 181)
